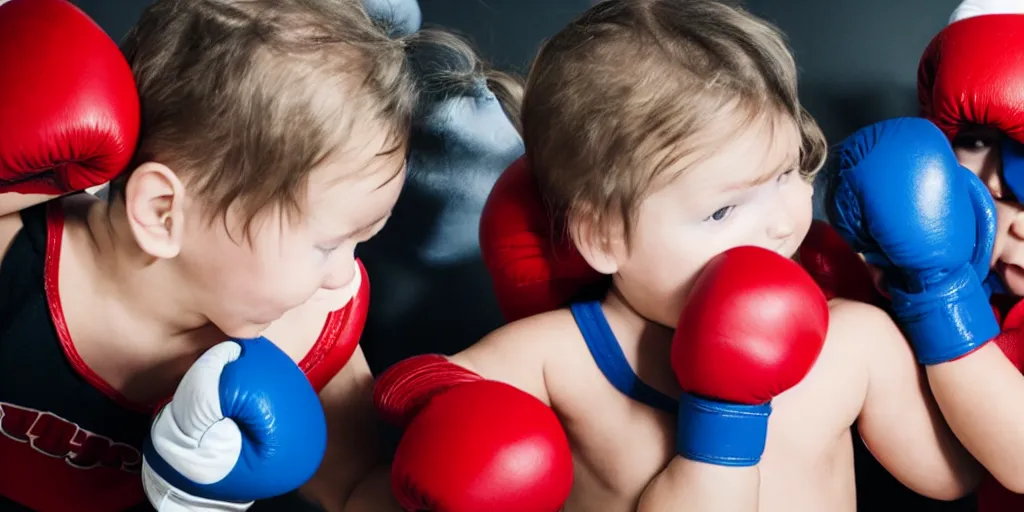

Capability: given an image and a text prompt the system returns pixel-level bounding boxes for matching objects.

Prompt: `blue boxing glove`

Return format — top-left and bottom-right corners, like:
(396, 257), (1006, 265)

(142, 338), (327, 511)
(828, 117), (999, 364)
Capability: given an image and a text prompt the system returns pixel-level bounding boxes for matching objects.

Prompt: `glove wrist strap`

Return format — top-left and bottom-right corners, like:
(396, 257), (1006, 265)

(675, 393), (771, 467)
(889, 265), (999, 365)
(142, 457), (253, 512)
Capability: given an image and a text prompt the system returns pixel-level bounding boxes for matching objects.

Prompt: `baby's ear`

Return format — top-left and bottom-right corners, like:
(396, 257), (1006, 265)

(572, 216), (625, 276)
(123, 162), (186, 259)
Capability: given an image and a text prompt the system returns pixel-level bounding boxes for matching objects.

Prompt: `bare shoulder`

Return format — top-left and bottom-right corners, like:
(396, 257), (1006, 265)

(453, 308), (584, 405)
(785, 298), (898, 426)
(826, 298), (904, 351)
(457, 308), (582, 370)
(820, 298), (907, 378)
(814, 298), (913, 408)
(0, 212), (23, 262)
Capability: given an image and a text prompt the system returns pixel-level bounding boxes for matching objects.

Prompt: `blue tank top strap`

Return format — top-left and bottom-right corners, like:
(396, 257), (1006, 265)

(570, 301), (677, 413)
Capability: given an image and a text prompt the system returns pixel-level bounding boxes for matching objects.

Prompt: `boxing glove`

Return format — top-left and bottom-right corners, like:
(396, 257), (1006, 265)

(142, 338), (327, 511)
(828, 117), (1000, 364)
(480, 157), (605, 322)
(918, 11), (1024, 200)
(0, 0), (139, 195)
(798, 220), (884, 305)
(672, 246), (829, 466)
(919, 12), (1024, 145)
(374, 355), (573, 512)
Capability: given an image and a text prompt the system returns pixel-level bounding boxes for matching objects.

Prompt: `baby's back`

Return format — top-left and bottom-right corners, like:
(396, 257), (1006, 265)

(536, 300), (868, 512)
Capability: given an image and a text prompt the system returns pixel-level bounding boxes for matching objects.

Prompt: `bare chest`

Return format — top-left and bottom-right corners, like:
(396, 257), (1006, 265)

(561, 386), (676, 511)
(555, 368), (859, 512)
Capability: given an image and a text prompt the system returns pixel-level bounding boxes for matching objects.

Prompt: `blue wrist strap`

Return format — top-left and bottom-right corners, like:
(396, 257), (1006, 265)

(676, 393), (770, 467)
(888, 266), (999, 365)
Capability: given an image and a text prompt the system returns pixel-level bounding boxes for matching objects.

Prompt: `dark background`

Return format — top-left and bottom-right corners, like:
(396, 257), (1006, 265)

(73, 0), (971, 510)
(76, 0), (955, 150)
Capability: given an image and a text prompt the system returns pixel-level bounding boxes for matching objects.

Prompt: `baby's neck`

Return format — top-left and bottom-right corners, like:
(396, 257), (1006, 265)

(59, 196), (223, 401)
(600, 288), (680, 397)
(84, 198), (213, 337)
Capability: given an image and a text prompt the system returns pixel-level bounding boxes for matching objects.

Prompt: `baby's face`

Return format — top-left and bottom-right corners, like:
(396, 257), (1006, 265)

(179, 127), (406, 339)
(611, 113), (813, 327)
(953, 126), (1024, 296)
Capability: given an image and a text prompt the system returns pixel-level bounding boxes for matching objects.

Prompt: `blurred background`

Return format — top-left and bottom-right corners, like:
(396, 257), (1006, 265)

(73, 0), (968, 510)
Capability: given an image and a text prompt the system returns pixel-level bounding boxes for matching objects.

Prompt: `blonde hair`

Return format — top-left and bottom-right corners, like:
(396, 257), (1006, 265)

(114, 0), (424, 234)
(521, 0), (826, 242)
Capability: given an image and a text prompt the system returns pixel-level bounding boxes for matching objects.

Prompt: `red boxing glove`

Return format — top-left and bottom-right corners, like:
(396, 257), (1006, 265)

(374, 355), (573, 512)
(480, 157), (605, 322)
(918, 12), (1024, 144)
(671, 247), (828, 466)
(798, 220), (884, 305)
(0, 0), (140, 196)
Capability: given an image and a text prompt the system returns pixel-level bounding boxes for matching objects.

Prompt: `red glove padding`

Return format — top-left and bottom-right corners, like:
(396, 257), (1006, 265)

(798, 220), (884, 305)
(0, 0), (139, 196)
(673, 246), (829, 405)
(374, 355), (573, 512)
(918, 14), (1024, 143)
(480, 157), (604, 322)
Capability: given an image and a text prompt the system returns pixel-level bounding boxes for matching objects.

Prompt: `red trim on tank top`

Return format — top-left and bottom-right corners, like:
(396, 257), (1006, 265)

(42, 202), (349, 412)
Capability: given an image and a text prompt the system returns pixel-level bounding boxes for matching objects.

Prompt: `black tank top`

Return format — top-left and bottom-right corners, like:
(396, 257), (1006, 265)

(0, 201), (152, 511)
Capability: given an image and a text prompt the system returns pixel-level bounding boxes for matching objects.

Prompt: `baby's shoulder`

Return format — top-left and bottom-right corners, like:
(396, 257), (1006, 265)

(479, 308), (589, 363)
(810, 298), (903, 386)
(825, 297), (899, 346)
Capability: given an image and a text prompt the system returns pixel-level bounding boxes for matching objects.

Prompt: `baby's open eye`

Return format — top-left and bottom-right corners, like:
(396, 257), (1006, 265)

(705, 205), (735, 222)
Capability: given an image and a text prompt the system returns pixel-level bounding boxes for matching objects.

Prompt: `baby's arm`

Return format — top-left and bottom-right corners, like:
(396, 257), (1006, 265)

(847, 299), (980, 500)
(639, 461), (759, 511)
(0, 194), (60, 218)
(300, 346), (402, 512)
(926, 339), (1024, 492)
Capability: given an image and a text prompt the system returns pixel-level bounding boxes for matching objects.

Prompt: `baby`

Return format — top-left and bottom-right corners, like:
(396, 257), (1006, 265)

(825, 1), (1024, 511)
(0, 0), (456, 509)
(371, 0), (980, 511)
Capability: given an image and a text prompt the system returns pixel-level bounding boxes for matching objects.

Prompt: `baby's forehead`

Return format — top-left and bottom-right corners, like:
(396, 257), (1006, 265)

(660, 110), (802, 176)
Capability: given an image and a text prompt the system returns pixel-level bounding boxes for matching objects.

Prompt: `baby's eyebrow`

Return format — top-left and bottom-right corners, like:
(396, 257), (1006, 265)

(724, 156), (798, 190)
(323, 212), (392, 246)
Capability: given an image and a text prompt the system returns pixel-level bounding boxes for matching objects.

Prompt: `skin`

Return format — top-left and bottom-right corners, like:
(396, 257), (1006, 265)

(445, 110), (978, 511)
(0, 119), (407, 511)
